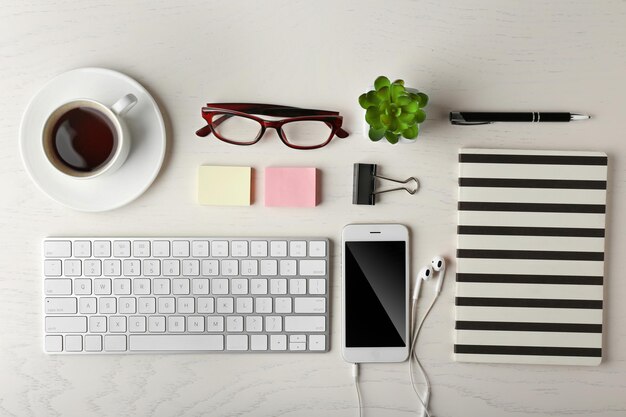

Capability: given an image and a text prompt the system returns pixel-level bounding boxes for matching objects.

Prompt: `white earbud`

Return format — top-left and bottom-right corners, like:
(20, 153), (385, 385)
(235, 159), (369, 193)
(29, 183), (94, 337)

(431, 256), (446, 294)
(413, 265), (433, 300)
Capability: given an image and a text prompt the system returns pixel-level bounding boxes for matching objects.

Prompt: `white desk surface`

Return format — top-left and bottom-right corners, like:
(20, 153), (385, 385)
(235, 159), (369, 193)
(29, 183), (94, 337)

(1, 1), (625, 416)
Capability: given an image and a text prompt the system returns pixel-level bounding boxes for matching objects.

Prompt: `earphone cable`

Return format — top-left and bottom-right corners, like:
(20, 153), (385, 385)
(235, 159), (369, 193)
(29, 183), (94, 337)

(353, 363), (362, 417)
(409, 294), (438, 417)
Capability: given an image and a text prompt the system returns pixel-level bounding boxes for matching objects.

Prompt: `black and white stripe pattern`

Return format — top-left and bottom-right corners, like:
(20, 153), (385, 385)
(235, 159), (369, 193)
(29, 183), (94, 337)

(455, 149), (607, 366)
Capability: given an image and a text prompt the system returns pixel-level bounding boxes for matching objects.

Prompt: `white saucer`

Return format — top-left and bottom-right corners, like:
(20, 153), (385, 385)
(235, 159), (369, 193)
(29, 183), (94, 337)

(19, 67), (166, 212)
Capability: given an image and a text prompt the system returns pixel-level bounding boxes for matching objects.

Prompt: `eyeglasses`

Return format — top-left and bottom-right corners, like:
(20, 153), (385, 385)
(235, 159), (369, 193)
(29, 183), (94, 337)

(195, 103), (349, 150)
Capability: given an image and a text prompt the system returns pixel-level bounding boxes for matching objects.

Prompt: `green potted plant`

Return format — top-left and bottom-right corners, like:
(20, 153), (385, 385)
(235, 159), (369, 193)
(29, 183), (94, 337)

(359, 76), (428, 144)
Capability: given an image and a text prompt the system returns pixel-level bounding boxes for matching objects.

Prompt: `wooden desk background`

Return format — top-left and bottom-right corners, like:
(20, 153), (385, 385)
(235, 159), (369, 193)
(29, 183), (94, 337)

(1, 1), (625, 416)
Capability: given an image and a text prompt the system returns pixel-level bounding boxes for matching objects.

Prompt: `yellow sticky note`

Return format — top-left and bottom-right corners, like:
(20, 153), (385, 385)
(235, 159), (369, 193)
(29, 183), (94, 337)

(198, 166), (252, 206)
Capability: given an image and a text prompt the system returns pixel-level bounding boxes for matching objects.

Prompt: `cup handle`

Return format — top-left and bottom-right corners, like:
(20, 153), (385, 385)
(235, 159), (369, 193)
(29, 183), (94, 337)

(111, 93), (138, 117)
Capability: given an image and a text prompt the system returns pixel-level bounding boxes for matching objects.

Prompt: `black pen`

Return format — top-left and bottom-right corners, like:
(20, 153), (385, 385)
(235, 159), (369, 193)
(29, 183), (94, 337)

(450, 111), (591, 125)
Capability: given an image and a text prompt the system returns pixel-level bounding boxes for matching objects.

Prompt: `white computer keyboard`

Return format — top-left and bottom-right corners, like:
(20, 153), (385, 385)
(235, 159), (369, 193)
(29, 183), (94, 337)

(43, 237), (329, 354)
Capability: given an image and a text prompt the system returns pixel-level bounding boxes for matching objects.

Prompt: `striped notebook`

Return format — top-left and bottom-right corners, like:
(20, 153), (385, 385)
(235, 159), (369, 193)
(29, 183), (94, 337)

(455, 148), (607, 366)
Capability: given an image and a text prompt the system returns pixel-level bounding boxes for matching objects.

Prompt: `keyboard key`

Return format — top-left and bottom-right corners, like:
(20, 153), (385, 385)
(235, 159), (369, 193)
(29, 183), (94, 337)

(206, 316), (224, 332)
(270, 241), (287, 257)
(148, 316), (166, 333)
(236, 297), (253, 313)
(289, 279), (306, 295)
(270, 279), (287, 295)
(279, 260), (297, 276)
(251, 241), (268, 257)
(113, 240), (131, 257)
(158, 297), (175, 313)
(172, 279), (190, 295)
(227, 335), (248, 351)
(103, 259), (121, 276)
(197, 297), (214, 313)
(44, 260), (62, 277)
(44, 241), (71, 258)
(94, 279), (112, 295)
(265, 316), (282, 332)
(187, 316), (205, 332)
(64, 259), (82, 276)
(85, 335), (103, 352)
(143, 259), (160, 276)
(110, 316), (127, 332)
(79, 297), (97, 314)
(260, 260), (277, 276)
(226, 316), (244, 332)
(212, 279), (228, 295)
(289, 342), (306, 351)
(241, 260), (258, 276)
(308, 241), (326, 257)
(45, 316), (87, 333)
(294, 297), (326, 313)
(211, 241), (228, 257)
(289, 241), (307, 257)
(275, 297), (292, 313)
(231, 241), (248, 257)
(192, 241), (209, 257)
(93, 240), (111, 258)
(99, 298), (116, 314)
(172, 240), (190, 257)
(60, 333), (82, 352)
(177, 297), (195, 313)
(246, 316), (263, 332)
(153, 279), (170, 295)
(270, 334), (287, 350)
(104, 335), (127, 351)
(250, 279), (268, 294)
(84, 260), (102, 276)
(123, 259), (140, 276)
(255, 297), (272, 313)
(138, 297), (156, 314)
(216, 297), (234, 313)
(113, 279), (131, 295)
(133, 241), (150, 257)
(221, 259), (238, 276)
(299, 260), (326, 276)
(250, 334), (267, 350)
(163, 260), (180, 276)
(45, 297), (77, 314)
(290, 334), (306, 343)
(231, 279), (248, 295)
(129, 335), (223, 351)
(182, 259), (200, 276)
(45, 335), (63, 352)
(192, 278), (209, 295)
(73, 240), (91, 258)
(129, 316), (146, 333)
(89, 316), (107, 333)
(284, 316), (325, 332)
(44, 279), (71, 295)
(152, 241), (170, 257)
(308, 279), (326, 295)
(168, 316), (185, 332)
(201, 260), (219, 276)
(133, 279), (151, 295)
(118, 298), (136, 314)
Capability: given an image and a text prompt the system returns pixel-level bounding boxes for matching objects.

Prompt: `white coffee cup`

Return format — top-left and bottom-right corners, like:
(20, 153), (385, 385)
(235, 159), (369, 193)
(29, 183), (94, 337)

(42, 93), (137, 179)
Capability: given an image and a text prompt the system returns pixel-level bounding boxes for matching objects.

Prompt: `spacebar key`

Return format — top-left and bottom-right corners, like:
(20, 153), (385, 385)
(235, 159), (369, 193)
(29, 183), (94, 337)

(129, 335), (224, 351)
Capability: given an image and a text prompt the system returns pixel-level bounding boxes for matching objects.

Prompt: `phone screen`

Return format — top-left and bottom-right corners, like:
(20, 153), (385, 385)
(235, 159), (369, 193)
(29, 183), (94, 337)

(344, 241), (406, 347)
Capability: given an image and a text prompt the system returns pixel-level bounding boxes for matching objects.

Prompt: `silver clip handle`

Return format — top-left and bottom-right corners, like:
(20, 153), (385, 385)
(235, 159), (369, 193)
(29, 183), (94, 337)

(372, 175), (420, 195)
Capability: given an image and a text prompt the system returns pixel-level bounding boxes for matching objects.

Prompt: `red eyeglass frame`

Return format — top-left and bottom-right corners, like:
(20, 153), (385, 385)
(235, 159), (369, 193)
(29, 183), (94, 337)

(196, 103), (349, 150)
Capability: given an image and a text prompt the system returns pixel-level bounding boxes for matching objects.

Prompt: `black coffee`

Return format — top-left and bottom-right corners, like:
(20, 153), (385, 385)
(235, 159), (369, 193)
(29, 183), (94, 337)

(51, 107), (117, 172)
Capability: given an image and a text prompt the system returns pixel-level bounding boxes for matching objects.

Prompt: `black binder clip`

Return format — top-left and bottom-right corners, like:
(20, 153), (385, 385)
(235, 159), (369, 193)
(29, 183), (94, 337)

(352, 163), (419, 205)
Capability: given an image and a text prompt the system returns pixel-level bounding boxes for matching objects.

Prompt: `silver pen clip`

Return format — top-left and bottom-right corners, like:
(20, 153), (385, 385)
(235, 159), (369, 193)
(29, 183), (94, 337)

(449, 111), (492, 125)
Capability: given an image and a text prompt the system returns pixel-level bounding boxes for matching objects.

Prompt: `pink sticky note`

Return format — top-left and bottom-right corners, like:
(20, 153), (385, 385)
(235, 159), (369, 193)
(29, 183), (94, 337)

(265, 167), (318, 207)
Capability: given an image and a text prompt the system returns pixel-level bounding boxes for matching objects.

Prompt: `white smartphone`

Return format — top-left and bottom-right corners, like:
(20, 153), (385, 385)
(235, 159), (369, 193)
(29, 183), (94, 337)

(341, 224), (409, 363)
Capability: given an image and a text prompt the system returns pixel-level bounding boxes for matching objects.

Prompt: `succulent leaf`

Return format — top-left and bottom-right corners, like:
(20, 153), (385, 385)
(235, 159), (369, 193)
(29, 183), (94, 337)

(417, 92), (429, 107)
(380, 113), (391, 127)
(376, 86), (390, 101)
(403, 124), (419, 139)
(398, 112), (416, 124)
(358, 93), (370, 109)
(402, 101), (418, 113)
(414, 109), (426, 123)
(396, 96), (411, 106)
(390, 83), (406, 102)
(369, 127), (385, 141)
(385, 131), (399, 144)
(365, 107), (381, 126)
(374, 76), (390, 91)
